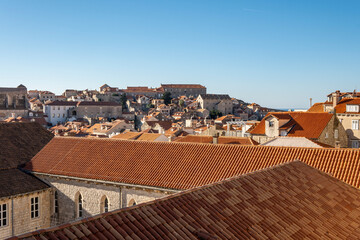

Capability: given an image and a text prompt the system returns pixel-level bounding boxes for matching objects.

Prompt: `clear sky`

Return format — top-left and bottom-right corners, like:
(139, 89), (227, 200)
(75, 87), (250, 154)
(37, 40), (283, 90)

(0, 0), (359, 108)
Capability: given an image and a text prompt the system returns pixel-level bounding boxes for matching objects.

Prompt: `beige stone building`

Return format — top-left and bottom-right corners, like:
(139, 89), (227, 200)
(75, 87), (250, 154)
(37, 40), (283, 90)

(335, 98), (360, 148)
(308, 90), (360, 148)
(0, 122), (54, 239)
(0, 169), (52, 239)
(196, 94), (233, 115)
(39, 91), (55, 102)
(36, 175), (173, 226)
(250, 112), (348, 147)
(160, 84), (206, 98)
(75, 101), (122, 119)
(0, 85), (28, 120)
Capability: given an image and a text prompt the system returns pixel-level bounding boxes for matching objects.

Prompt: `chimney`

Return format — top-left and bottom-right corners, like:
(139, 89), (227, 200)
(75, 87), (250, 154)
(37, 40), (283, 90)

(309, 98), (312, 107)
(332, 90), (340, 108)
(212, 133), (219, 144)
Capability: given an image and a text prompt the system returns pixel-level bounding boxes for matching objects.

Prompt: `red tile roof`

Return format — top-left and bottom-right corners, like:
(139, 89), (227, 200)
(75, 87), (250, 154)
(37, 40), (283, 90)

(335, 98), (360, 114)
(76, 101), (121, 106)
(136, 133), (165, 141)
(174, 135), (258, 145)
(14, 161), (360, 239)
(25, 138), (360, 190)
(45, 101), (77, 106)
(111, 132), (142, 140)
(307, 102), (326, 113)
(250, 112), (334, 138)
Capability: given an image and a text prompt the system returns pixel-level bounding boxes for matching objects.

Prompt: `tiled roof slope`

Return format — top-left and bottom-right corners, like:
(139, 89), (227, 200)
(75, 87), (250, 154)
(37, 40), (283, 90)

(14, 162), (360, 240)
(136, 133), (164, 141)
(175, 135), (258, 145)
(0, 122), (54, 169)
(0, 169), (50, 198)
(250, 112), (333, 138)
(25, 137), (360, 190)
(111, 132), (143, 140)
(199, 94), (231, 100)
(307, 102), (326, 113)
(335, 98), (360, 114)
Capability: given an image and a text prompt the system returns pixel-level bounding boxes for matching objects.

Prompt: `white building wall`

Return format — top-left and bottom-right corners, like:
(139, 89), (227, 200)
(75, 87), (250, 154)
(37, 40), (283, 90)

(44, 105), (75, 125)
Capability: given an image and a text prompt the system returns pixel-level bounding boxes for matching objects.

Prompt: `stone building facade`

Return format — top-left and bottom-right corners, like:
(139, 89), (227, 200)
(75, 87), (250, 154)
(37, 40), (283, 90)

(197, 94), (233, 115)
(0, 189), (52, 239)
(0, 85), (28, 120)
(160, 84), (206, 98)
(250, 112), (348, 147)
(36, 175), (177, 226)
(75, 102), (122, 119)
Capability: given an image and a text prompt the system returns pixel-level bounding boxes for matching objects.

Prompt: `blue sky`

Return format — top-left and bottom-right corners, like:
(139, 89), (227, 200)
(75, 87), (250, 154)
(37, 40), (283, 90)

(0, 0), (359, 108)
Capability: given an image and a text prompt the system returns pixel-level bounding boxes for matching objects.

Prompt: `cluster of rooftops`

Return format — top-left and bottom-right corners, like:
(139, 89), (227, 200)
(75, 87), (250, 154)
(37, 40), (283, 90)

(2, 108), (360, 239)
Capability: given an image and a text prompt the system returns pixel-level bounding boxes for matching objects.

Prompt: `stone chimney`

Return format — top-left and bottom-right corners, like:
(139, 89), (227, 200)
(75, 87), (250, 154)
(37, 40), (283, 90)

(212, 132), (219, 144)
(309, 98), (312, 107)
(332, 90), (340, 108)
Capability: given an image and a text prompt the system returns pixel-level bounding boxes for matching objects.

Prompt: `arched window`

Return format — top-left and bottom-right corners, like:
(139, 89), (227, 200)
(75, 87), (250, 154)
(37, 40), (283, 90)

(78, 194), (83, 217)
(104, 198), (109, 213)
(75, 192), (83, 218)
(54, 191), (59, 215)
(100, 196), (109, 213)
(128, 199), (136, 207)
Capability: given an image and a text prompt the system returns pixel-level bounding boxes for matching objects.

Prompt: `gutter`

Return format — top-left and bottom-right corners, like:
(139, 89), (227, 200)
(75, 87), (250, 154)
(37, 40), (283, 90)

(31, 172), (181, 194)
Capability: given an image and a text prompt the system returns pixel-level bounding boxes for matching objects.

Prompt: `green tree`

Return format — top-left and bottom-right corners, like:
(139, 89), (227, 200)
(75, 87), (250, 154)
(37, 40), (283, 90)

(179, 99), (185, 110)
(120, 93), (127, 109)
(209, 110), (223, 119)
(162, 92), (172, 105)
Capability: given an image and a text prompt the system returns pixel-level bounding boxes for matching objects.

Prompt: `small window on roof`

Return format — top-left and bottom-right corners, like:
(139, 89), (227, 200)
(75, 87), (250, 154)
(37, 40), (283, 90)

(346, 105), (359, 112)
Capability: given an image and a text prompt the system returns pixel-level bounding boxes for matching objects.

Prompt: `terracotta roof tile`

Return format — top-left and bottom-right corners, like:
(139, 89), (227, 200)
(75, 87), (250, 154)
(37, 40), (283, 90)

(15, 162), (360, 239)
(111, 132), (142, 140)
(174, 135), (258, 145)
(250, 112), (333, 138)
(136, 133), (164, 141)
(0, 169), (50, 198)
(307, 102), (326, 113)
(0, 122), (53, 169)
(25, 138), (360, 190)
(335, 98), (360, 114)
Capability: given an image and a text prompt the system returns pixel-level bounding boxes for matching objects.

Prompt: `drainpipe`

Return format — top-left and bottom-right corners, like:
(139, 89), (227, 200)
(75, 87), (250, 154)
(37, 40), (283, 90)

(11, 198), (14, 236)
(119, 187), (123, 209)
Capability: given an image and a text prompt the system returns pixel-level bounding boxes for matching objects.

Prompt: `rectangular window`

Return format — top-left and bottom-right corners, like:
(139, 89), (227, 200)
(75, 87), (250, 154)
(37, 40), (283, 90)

(52, 106), (55, 110)
(346, 105), (359, 112)
(0, 203), (7, 227)
(352, 120), (359, 130)
(334, 129), (339, 139)
(269, 121), (274, 127)
(352, 141), (359, 148)
(31, 197), (39, 218)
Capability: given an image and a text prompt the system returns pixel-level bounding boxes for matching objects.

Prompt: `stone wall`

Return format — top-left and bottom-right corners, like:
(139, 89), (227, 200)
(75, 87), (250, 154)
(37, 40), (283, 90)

(318, 115), (348, 148)
(37, 175), (174, 226)
(0, 189), (51, 239)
